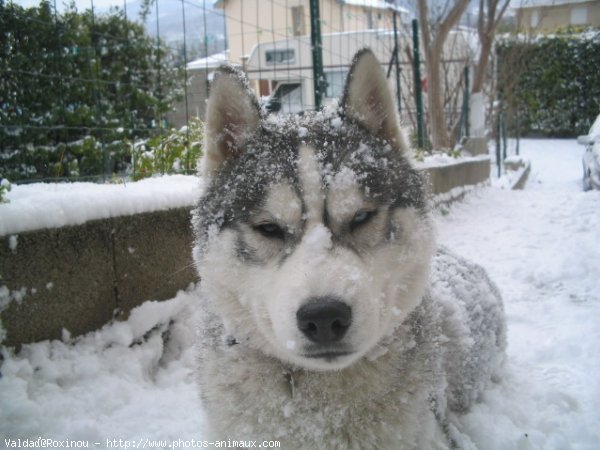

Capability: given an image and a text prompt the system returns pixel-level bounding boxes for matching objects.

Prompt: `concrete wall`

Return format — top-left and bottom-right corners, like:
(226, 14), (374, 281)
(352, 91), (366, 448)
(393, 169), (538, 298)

(1, 208), (197, 348)
(422, 156), (490, 196)
(0, 157), (490, 348)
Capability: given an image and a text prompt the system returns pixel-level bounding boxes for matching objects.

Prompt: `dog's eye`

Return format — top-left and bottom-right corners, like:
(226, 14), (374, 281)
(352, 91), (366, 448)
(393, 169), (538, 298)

(350, 210), (376, 231)
(253, 222), (285, 240)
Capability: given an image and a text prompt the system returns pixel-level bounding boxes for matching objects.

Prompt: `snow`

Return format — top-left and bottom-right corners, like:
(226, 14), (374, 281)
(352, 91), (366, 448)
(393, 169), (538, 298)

(0, 175), (203, 236)
(1, 138), (599, 449)
(512, 0), (591, 9)
(187, 51), (230, 71)
(417, 154), (490, 169)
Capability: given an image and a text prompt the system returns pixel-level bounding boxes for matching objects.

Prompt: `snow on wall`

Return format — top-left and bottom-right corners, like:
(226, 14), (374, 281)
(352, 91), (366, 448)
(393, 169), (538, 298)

(1, 159), (489, 237)
(0, 175), (204, 237)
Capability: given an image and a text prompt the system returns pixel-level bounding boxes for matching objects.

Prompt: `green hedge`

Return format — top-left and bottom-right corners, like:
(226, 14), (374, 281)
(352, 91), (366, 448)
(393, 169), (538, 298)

(498, 29), (600, 137)
(0, 120), (203, 183)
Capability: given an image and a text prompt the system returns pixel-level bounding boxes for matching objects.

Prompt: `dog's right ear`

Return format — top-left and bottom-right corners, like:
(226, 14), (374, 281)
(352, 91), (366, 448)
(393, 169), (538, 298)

(203, 66), (261, 176)
(341, 49), (408, 153)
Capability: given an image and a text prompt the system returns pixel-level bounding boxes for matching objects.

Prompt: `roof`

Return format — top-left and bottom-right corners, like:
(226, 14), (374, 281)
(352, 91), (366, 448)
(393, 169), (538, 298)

(187, 51), (229, 70)
(214, 0), (409, 14)
(341, 0), (409, 14)
(512, 0), (595, 9)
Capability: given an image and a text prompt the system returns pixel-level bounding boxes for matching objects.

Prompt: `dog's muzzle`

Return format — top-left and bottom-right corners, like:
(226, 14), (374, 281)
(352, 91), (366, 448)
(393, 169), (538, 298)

(296, 297), (352, 352)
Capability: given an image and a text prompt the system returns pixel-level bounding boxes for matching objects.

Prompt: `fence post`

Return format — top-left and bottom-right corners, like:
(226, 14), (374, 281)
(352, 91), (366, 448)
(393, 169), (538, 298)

(464, 66), (470, 138)
(412, 19), (425, 149)
(516, 113), (520, 156)
(496, 112), (502, 178)
(309, 0), (324, 110)
(393, 10), (402, 116)
(501, 111), (507, 161)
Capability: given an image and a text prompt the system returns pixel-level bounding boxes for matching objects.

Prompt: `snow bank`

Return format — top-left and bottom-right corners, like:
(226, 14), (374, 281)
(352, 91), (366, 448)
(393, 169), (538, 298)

(0, 286), (206, 444)
(0, 175), (204, 236)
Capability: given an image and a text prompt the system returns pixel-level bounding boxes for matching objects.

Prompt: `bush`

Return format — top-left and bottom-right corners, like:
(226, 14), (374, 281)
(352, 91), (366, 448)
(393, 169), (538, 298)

(132, 118), (204, 180)
(0, 1), (183, 182)
(0, 121), (203, 183)
(0, 178), (11, 203)
(498, 28), (600, 137)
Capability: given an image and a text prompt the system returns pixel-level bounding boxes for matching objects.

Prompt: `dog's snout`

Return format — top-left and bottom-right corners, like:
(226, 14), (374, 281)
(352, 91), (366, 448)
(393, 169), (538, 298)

(296, 298), (352, 344)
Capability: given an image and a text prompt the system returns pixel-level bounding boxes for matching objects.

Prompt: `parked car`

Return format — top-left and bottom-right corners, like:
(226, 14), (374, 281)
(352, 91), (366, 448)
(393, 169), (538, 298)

(578, 113), (600, 191)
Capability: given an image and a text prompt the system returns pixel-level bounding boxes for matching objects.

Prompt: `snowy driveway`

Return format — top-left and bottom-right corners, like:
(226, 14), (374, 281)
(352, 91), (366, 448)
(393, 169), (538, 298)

(438, 139), (600, 449)
(1, 139), (599, 449)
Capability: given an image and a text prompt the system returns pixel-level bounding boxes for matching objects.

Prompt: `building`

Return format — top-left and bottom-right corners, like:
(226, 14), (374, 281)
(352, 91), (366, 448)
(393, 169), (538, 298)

(167, 51), (229, 126)
(513, 0), (600, 31)
(214, 0), (408, 73)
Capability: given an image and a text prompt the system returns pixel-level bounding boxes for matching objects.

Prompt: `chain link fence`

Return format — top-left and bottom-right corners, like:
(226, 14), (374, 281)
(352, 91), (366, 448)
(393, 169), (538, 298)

(1, 0), (475, 185)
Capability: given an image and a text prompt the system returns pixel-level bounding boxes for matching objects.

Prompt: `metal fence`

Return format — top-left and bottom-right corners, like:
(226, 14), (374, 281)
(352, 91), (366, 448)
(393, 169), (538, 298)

(0, 0), (474, 184)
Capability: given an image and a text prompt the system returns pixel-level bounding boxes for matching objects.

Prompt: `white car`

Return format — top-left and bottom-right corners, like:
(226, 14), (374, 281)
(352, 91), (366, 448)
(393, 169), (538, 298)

(578, 114), (600, 191)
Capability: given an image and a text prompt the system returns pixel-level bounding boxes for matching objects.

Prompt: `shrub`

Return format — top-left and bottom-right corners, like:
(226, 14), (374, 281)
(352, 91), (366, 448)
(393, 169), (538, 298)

(132, 118), (204, 181)
(498, 28), (600, 138)
(0, 178), (11, 203)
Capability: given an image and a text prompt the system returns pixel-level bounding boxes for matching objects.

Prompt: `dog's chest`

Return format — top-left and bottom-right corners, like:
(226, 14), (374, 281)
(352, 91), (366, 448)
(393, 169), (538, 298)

(197, 309), (446, 449)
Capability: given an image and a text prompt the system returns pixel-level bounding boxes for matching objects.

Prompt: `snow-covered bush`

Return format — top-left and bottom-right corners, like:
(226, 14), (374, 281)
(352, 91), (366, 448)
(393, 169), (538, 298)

(0, 178), (11, 203)
(497, 28), (600, 138)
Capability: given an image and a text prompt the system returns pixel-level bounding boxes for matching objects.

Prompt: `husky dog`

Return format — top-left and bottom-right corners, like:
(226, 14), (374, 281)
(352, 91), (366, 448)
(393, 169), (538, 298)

(193, 49), (506, 449)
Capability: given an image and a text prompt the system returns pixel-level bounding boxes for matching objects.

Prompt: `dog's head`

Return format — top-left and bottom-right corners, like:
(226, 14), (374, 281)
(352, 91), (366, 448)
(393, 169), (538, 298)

(194, 49), (435, 371)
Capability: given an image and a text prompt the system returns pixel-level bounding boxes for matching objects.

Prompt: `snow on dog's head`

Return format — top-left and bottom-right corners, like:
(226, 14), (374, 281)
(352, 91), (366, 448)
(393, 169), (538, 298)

(193, 49), (435, 371)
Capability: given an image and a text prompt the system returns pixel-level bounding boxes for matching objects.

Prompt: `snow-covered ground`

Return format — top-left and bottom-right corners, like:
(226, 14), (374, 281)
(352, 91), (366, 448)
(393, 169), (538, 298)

(1, 139), (599, 449)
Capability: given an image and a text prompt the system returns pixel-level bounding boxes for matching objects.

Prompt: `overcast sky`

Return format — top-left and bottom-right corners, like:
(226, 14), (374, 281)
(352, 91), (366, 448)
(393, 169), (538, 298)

(12, 0), (125, 10)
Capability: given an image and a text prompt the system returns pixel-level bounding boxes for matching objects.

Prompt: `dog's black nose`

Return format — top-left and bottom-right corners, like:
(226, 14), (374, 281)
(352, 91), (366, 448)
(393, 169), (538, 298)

(297, 298), (352, 344)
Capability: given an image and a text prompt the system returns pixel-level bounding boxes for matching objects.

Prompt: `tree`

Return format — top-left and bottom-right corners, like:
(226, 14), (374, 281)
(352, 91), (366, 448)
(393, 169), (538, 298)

(417, 0), (471, 150)
(472, 0), (510, 94)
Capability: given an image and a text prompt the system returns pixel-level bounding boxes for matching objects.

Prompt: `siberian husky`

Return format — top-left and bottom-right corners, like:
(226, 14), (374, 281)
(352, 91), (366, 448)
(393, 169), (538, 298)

(193, 49), (506, 449)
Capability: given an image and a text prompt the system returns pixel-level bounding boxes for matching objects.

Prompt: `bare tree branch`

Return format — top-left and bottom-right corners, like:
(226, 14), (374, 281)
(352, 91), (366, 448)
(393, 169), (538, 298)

(417, 0), (470, 149)
(472, 0), (510, 94)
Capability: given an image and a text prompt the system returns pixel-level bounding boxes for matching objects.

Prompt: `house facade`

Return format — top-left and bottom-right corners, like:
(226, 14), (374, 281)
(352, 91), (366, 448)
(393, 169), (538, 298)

(214, 0), (406, 71)
(514, 0), (600, 31)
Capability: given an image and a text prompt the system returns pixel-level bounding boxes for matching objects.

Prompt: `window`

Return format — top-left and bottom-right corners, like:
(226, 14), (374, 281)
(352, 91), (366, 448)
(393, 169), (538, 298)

(266, 83), (303, 114)
(265, 49), (295, 65)
(325, 71), (347, 99)
(530, 9), (540, 28)
(292, 6), (305, 36)
(571, 7), (588, 25)
(366, 10), (374, 29)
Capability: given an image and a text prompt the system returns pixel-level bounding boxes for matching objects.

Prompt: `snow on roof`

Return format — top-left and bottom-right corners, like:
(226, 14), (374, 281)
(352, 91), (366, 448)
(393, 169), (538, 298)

(512, 0), (593, 9)
(187, 51), (229, 71)
(342, 0), (409, 14)
(214, 0), (409, 13)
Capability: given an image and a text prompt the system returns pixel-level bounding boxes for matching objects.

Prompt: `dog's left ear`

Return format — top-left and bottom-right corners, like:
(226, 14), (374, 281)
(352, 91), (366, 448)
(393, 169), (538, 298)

(341, 49), (408, 152)
(203, 66), (261, 176)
